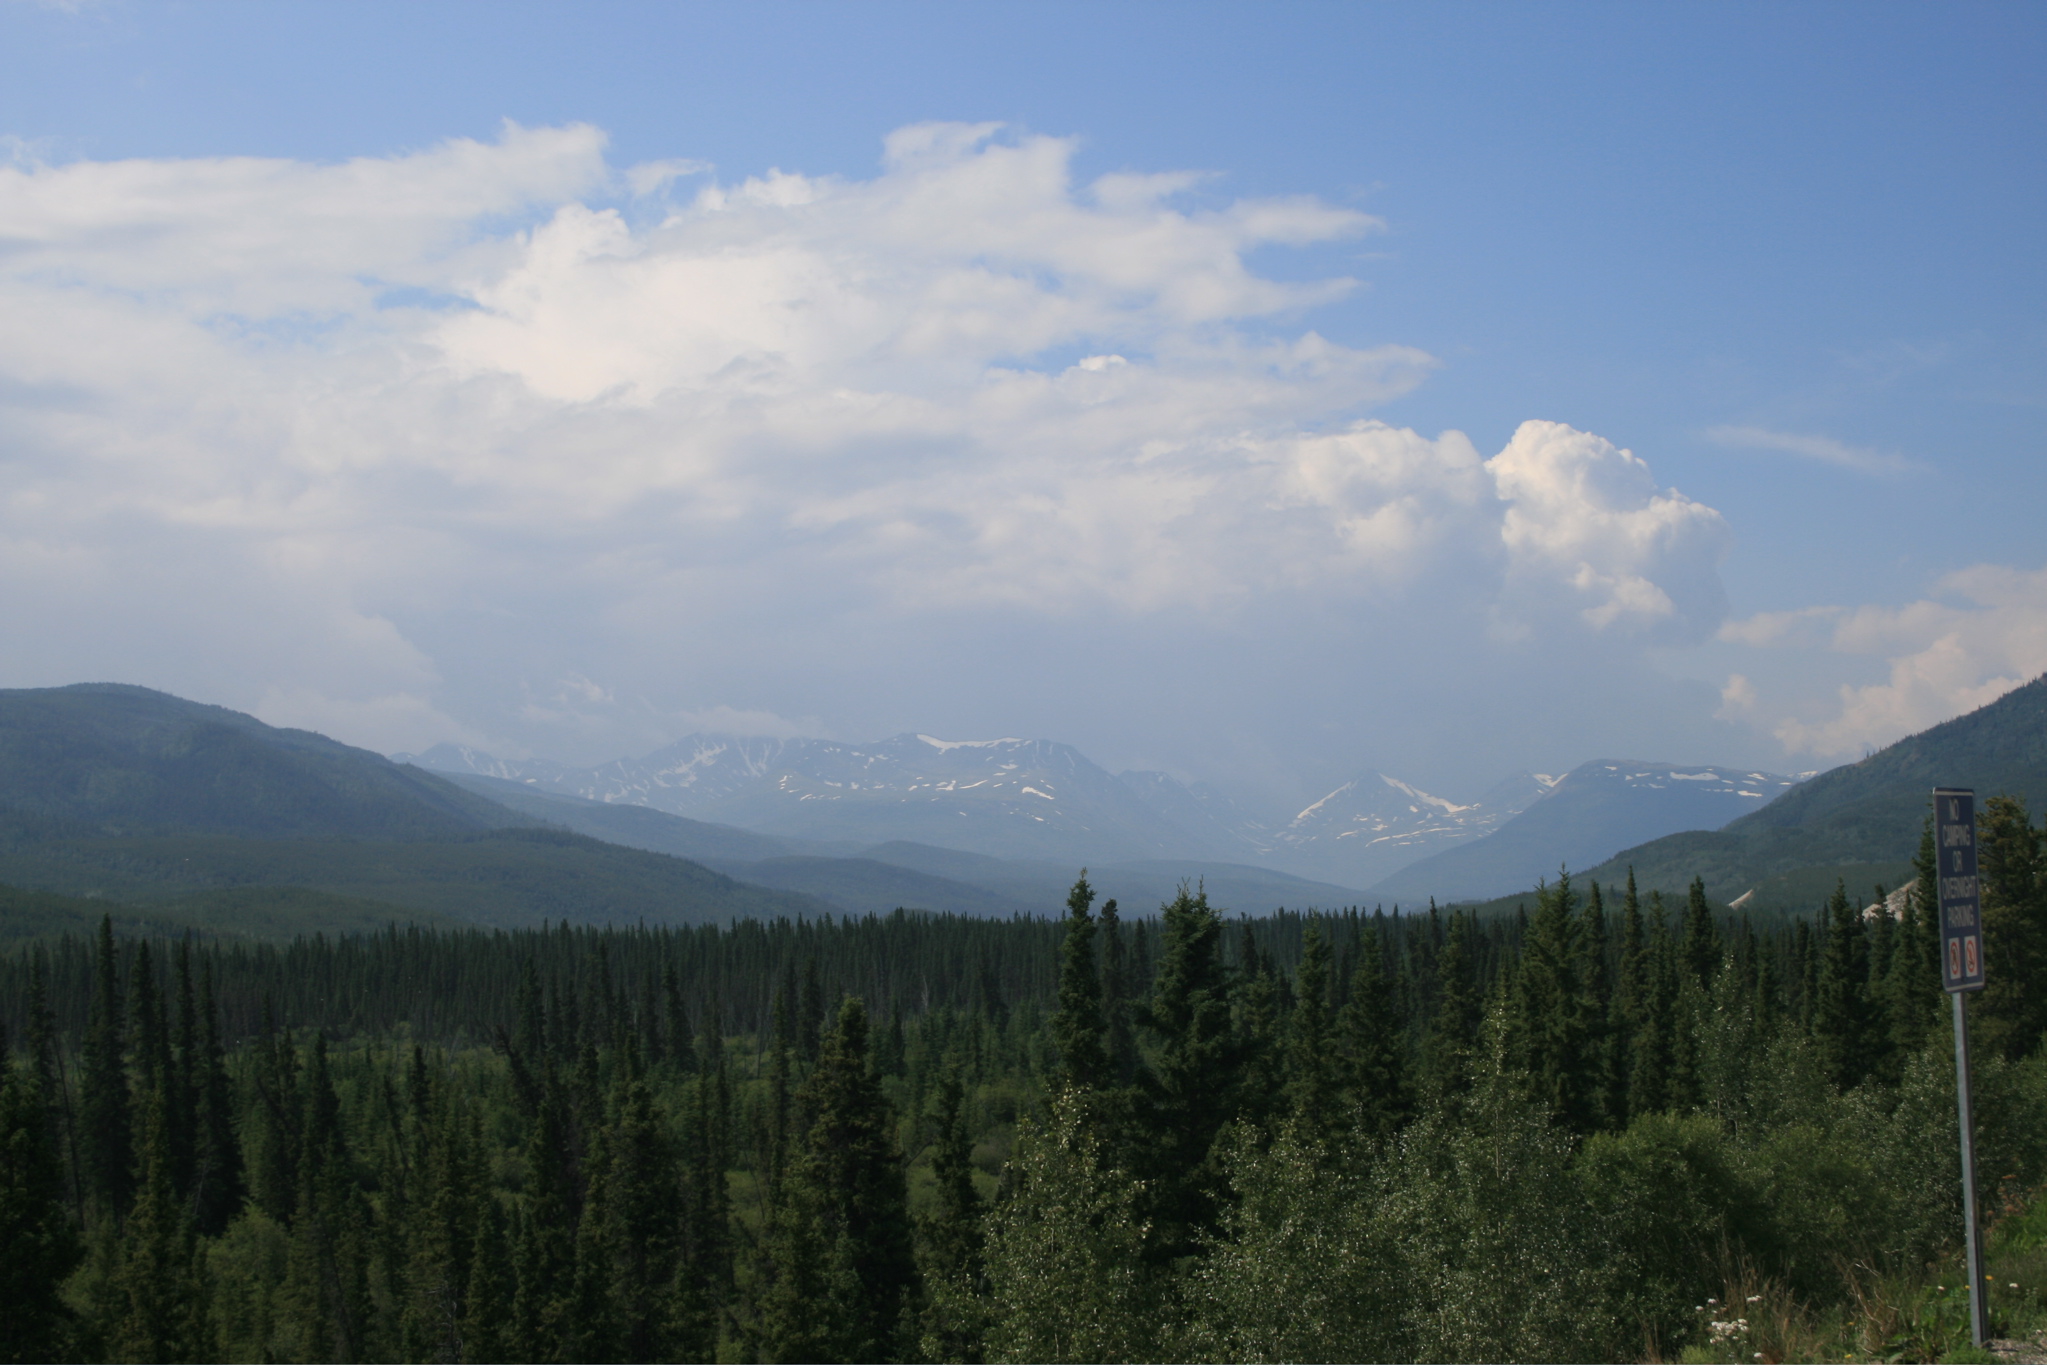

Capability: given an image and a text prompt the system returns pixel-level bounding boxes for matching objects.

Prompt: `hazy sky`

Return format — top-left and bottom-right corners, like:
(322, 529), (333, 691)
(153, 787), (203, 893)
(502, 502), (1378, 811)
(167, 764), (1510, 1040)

(1, 1), (2042, 811)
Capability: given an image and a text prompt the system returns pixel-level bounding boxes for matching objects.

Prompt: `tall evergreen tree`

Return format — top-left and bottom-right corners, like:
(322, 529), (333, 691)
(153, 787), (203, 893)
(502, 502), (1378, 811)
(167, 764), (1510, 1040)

(1612, 870), (1648, 1120)
(1283, 919), (1342, 1142)
(1629, 895), (1675, 1116)
(1516, 872), (1598, 1133)
(189, 957), (243, 1236)
(80, 916), (134, 1221)
(1051, 873), (1108, 1089)
(1135, 887), (1239, 1254)
(1887, 819), (1944, 1058)
(1423, 911), (1480, 1099)
(1576, 879), (1617, 1128)
(109, 1085), (214, 1364)
(461, 1195), (516, 1365)
(1339, 921), (1413, 1140)
(1099, 898), (1138, 1088)
(0, 1020), (83, 1364)
(574, 1045), (681, 1364)
(511, 1070), (577, 1364)
(1681, 876), (1720, 988)
(1813, 880), (1877, 1090)
(1233, 922), (1283, 1129)
(1978, 795), (2047, 1060)
(758, 998), (918, 1364)
(917, 1070), (988, 1363)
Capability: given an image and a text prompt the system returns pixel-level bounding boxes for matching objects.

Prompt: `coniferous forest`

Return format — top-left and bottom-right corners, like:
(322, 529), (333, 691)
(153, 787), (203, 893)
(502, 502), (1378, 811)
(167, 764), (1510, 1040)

(4, 800), (2047, 1364)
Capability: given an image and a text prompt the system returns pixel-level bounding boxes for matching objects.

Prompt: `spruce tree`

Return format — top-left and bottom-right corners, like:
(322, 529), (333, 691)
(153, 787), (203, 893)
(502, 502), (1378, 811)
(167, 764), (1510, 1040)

(759, 998), (917, 1364)
(1812, 880), (1876, 1089)
(1051, 873), (1108, 1089)
(1423, 911), (1480, 1099)
(1233, 922), (1283, 1129)
(1099, 898), (1138, 1088)
(1629, 896), (1674, 1116)
(1516, 872), (1597, 1132)
(1135, 886), (1239, 1253)
(80, 916), (134, 1221)
(510, 1071), (576, 1364)
(1681, 876), (1720, 988)
(109, 1085), (214, 1364)
(1283, 919), (1341, 1142)
(1576, 880), (1616, 1128)
(917, 1070), (988, 1363)
(0, 1021), (84, 1364)
(1887, 819), (1944, 1057)
(1611, 870), (1648, 1120)
(461, 1195), (516, 1365)
(1978, 795), (2047, 1060)
(190, 957), (244, 1236)
(1339, 921), (1413, 1140)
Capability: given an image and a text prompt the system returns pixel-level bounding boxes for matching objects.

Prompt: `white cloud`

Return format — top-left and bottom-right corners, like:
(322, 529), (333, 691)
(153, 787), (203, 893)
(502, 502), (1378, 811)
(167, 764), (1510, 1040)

(0, 121), (1739, 771)
(1705, 424), (1915, 477)
(1727, 565), (2047, 758)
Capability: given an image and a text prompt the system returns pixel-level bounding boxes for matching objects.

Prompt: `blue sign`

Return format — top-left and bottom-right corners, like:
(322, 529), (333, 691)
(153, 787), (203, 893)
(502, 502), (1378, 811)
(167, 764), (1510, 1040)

(1933, 788), (1987, 993)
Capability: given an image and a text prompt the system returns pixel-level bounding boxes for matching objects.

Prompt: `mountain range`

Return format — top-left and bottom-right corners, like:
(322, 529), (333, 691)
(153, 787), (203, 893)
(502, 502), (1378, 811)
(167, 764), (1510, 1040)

(1372, 761), (1810, 903)
(405, 737), (1807, 901)
(13, 673), (2036, 938)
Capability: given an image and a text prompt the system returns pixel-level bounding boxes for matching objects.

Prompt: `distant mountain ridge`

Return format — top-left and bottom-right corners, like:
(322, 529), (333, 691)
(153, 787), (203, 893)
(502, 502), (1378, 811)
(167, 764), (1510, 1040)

(1373, 759), (1809, 903)
(406, 733), (1226, 866)
(1262, 770), (1558, 887)
(407, 733), (1814, 895)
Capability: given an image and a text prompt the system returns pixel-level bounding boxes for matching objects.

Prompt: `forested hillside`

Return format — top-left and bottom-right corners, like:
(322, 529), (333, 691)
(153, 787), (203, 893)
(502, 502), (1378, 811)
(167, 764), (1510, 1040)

(1583, 672), (2047, 905)
(0, 686), (831, 928)
(4, 789), (2047, 1364)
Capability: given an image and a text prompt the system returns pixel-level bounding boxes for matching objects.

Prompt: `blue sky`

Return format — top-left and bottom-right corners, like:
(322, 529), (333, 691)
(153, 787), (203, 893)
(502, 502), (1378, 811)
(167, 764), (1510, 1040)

(1, 1), (2042, 807)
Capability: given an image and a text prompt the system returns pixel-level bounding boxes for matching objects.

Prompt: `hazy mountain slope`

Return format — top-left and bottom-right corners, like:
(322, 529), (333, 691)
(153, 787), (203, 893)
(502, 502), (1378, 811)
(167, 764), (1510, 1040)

(1372, 760), (1807, 902)
(0, 685), (832, 930)
(0, 684), (528, 840)
(435, 770), (814, 864)
(1265, 770), (1556, 887)
(410, 733), (1203, 864)
(704, 856), (1036, 919)
(1114, 770), (1273, 861)
(1581, 673), (2047, 903)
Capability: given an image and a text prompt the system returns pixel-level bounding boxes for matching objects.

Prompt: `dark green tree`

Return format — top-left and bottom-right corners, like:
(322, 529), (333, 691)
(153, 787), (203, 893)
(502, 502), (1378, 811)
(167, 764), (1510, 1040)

(917, 1070), (988, 1363)
(1051, 873), (1108, 1089)
(1681, 876), (1720, 988)
(1517, 872), (1598, 1133)
(1813, 880), (1877, 1090)
(80, 916), (133, 1221)
(1099, 898), (1138, 1087)
(0, 1020), (83, 1364)
(1978, 794), (2047, 1060)
(1423, 911), (1480, 1099)
(108, 1086), (214, 1364)
(1135, 887), (1239, 1253)
(1283, 919), (1342, 1142)
(189, 957), (243, 1236)
(1339, 921), (1413, 1140)
(758, 998), (918, 1364)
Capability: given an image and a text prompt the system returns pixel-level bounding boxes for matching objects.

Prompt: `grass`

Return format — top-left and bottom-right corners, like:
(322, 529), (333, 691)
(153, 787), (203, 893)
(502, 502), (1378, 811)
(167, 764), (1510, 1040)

(1668, 1182), (2047, 1364)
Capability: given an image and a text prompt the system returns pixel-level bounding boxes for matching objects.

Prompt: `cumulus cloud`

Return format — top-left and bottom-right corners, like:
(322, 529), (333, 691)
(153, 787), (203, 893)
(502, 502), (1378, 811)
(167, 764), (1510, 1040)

(1724, 565), (2047, 758)
(0, 120), (1738, 779)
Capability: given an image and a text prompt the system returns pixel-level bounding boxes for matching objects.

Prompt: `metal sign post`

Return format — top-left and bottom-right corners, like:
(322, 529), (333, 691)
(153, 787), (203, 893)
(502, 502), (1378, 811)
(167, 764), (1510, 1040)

(1933, 787), (1991, 1348)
